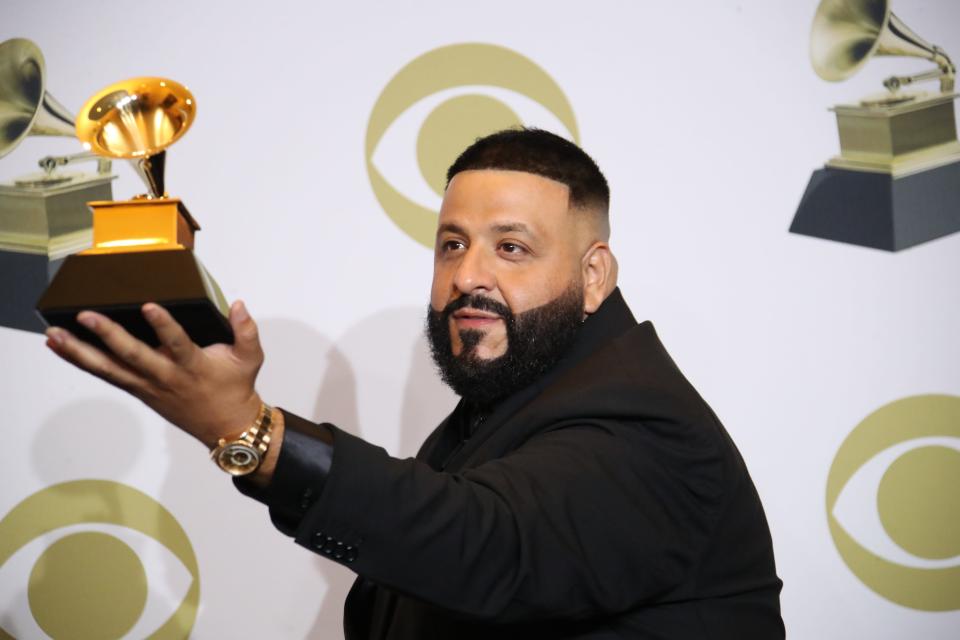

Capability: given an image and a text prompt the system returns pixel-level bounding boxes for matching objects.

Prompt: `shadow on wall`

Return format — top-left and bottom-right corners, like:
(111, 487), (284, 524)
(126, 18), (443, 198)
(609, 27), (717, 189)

(400, 330), (455, 457)
(311, 305), (457, 457)
(25, 399), (148, 606)
(15, 307), (459, 637)
(19, 400), (195, 640)
(254, 308), (456, 636)
(30, 398), (145, 485)
(33, 308), (458, 637)
(256, 316), (361, 638)
(17, 405), (142, 637)
(257, 317), (361, 434)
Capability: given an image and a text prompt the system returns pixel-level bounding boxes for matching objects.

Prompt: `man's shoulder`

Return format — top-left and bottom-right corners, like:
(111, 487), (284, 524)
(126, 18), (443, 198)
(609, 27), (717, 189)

(539, 317), (717, 430)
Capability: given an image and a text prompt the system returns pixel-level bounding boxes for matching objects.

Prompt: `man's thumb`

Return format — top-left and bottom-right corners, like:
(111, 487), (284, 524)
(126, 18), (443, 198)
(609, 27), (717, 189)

(229, 300), (262, 361)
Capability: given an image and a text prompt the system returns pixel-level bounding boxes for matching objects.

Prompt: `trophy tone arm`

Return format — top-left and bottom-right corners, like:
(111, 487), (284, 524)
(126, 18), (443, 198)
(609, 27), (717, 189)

(883, 46), (956, 93)
(37, 151), (112, 176)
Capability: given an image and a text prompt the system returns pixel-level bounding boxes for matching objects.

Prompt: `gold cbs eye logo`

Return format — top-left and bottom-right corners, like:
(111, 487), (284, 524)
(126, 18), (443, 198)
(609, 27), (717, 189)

(826, 394), (960, 610)
(365, 43), (580, 248)
(0, 480), (200, 639)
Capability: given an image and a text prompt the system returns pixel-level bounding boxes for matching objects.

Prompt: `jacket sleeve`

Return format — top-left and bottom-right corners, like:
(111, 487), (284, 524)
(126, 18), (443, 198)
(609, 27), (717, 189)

(265, 410), (727, 623)
(234, 410), (336, 536)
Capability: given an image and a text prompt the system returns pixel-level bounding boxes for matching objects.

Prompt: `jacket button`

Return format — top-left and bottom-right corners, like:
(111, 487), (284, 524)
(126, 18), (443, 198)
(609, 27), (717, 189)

(300, 488), (314, 511)
(312, 532), (326, 550)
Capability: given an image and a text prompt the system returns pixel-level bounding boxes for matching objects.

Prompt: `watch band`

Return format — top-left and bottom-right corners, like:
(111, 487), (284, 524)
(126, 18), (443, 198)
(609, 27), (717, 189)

(211, 403), (274, 476)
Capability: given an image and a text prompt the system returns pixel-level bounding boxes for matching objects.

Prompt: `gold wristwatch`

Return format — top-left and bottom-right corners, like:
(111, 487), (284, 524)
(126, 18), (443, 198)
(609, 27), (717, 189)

(210, 403), (274, 476)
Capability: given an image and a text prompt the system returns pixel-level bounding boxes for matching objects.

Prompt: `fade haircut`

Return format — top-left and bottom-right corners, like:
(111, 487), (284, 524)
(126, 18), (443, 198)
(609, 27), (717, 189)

(445, 128), (610, 218)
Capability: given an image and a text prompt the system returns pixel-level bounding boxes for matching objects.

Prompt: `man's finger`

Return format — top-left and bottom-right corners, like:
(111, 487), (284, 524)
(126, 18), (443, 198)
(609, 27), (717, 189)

(46, 327), (145, 391)
(75, 311), (174, 381)
(228, 301), (264, 365)
(142, 303), (199, 366)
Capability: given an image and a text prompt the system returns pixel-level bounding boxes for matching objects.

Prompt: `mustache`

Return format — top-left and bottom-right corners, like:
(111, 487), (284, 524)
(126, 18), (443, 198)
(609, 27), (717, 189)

(442, 295), (511, 319)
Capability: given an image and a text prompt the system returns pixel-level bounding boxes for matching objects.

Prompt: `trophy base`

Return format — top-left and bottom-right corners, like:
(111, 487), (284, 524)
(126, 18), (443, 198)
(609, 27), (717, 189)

(790, 159), (960, 252)
(0, 250), (65, 334)
(37, 249), (234, 349)
(0, 173), (115, 335)
(827, 141), (960, 178)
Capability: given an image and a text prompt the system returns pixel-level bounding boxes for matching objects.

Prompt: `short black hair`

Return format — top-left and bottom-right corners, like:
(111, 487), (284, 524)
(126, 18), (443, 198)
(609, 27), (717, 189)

(445, 128), (610, 215)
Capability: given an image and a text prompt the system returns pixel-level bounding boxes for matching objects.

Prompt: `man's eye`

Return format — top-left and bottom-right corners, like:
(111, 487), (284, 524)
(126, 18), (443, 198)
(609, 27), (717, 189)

(440, 239), (465, 252)
(499, 242), (527, 255)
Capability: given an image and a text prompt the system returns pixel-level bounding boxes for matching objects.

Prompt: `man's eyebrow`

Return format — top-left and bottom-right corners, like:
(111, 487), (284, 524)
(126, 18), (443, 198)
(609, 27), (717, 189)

(491, 222), (532, 235)
(437, 222), (467, 236)
(436, 222), (534, 235)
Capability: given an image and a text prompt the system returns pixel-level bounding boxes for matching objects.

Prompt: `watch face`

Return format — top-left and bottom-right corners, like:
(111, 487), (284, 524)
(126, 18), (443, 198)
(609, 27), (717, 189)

(216, 443), (261, 476)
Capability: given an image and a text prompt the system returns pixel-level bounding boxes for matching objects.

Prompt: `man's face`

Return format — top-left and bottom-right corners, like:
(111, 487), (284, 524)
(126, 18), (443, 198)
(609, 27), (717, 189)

(430, 169), (586, 361)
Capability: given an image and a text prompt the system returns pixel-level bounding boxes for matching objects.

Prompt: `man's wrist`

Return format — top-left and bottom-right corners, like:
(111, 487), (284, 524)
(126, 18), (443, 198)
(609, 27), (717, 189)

(209, 402), (282, 479)
(233, 411), (334, 536)
(199, 393), (264, 451)
(248, 407), (284, 487)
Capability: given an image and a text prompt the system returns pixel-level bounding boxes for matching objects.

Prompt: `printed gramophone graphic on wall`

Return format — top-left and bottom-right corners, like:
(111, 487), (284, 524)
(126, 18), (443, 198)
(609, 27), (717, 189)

(0, 38), (117, 334)
(36, 77), (234, 347)
(791, 0), (960, 251)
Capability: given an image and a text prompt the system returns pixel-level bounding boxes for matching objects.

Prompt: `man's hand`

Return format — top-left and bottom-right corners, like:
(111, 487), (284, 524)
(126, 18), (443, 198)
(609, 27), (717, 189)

(45, 301), (265, 450)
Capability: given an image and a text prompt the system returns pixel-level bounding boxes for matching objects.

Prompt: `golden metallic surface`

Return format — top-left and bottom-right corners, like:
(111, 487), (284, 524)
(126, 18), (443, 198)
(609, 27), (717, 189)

(211, 404), (275, 476)
(809, 0), (959, 175)
(0, 38), (77, 159)
(0, 174), (113, 257)
(75, 77), (195, 159)
(810, 0), (955, 93)
(81, 198), (189, 255)
(827, 95), (960, 176)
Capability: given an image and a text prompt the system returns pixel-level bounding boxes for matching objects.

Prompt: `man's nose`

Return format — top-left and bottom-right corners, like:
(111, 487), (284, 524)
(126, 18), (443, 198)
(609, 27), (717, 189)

(453, 246), (496, 294)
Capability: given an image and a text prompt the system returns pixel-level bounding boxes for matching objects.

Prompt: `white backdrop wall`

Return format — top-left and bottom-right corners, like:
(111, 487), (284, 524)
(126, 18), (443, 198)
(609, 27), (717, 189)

(1, 0), (959, 638)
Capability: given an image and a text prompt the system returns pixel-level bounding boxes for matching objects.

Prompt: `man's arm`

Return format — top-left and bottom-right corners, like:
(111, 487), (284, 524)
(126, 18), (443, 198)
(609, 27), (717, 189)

(265, 415), (724, 623)
(45, 301), (284, 485)
(44, 304), (724, 623)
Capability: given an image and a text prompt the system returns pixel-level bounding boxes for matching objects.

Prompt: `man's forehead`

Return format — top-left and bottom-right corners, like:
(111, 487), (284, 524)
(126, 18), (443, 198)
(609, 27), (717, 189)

(445, 169), (571, 197)
(440, 169), (571, 221)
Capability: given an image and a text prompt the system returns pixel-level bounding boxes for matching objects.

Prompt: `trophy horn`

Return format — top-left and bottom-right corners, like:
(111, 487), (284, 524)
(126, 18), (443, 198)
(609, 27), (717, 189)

(0, 38), (76, 159)
(810, 0), (956, 92)
(75, 77), (196, 198)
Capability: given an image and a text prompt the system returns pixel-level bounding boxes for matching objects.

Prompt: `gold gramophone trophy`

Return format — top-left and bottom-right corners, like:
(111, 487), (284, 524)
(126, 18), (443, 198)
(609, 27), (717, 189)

(0, 38), (116, 334)
(37, 77), (233, 347)
(791, 0), (960, 251)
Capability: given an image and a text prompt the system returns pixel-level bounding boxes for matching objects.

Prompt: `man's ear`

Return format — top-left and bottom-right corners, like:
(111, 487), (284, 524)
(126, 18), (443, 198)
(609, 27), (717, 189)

(581, 242), (617, 315)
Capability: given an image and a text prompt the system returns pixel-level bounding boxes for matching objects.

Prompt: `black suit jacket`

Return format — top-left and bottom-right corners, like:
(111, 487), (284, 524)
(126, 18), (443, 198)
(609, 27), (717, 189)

(252, 290), (784, 639)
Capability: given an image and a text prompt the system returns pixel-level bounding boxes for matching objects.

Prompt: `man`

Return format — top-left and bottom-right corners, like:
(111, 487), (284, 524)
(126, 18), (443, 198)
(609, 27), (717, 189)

(47, 129), (785, 638)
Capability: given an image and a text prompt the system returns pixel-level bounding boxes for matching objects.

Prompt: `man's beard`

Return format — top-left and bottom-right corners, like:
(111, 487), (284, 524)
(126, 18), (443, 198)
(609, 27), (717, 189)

(426, 284), (584, 407)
